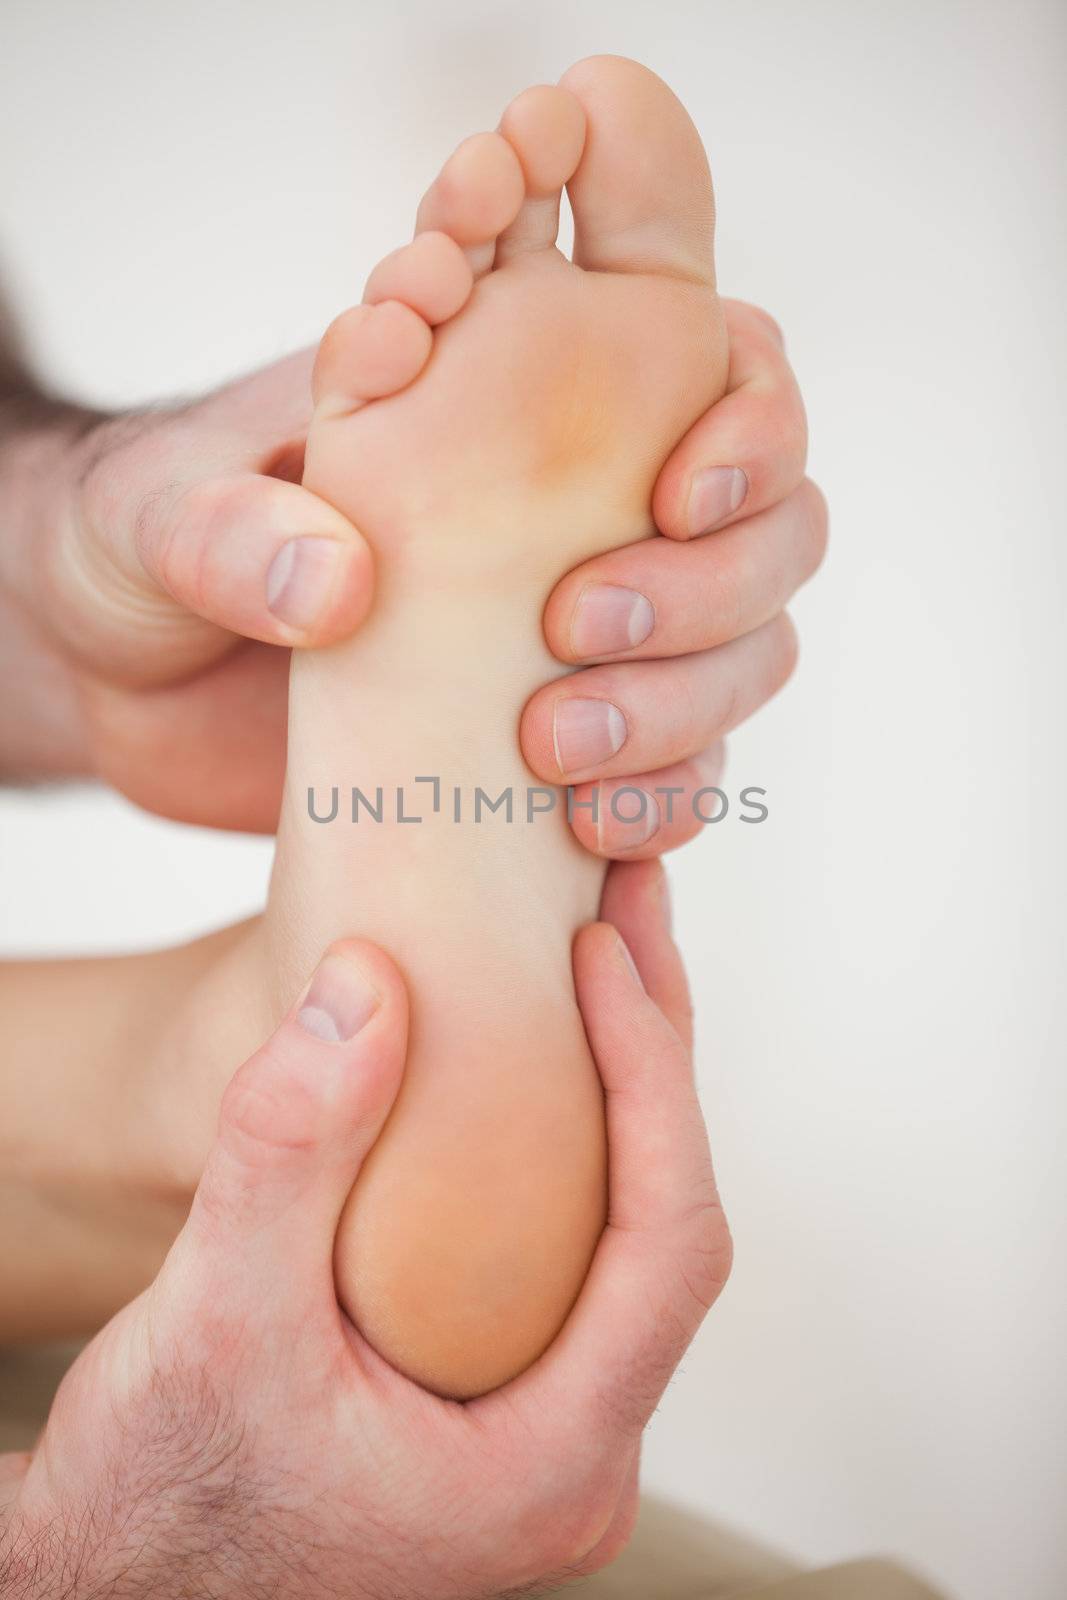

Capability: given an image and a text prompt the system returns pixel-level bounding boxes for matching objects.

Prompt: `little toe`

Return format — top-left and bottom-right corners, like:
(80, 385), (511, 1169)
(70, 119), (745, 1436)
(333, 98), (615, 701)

(415, 130), (525, 277)
(495, 84), (586, 262)
(363, 231), (474, 326)
(311, 301), (432, 418)
(558, 54), (716, 283)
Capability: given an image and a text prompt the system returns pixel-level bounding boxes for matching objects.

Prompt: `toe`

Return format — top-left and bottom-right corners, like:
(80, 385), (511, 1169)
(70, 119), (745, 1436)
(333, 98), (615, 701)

(363, 231), (473, 325)
(495, 85), (586, 262)
(415, 130), (525, 276)
(558, 55), (716, 283)
(311, 301), (432, 417)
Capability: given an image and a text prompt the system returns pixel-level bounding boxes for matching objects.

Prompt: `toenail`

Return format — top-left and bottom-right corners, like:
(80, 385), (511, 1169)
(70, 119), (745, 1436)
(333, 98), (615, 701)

(266, 536), (342, 630)
(598, 785), (661, 854)
(571, 584), (654, 658)
(688, 466), (748, 535)
(552, 697), (627, 775)
(297, 954), (380, 1042)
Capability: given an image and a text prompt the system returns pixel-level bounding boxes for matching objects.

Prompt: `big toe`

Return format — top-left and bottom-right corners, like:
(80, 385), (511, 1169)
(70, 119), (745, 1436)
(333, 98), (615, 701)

(559, 55), (716, 283)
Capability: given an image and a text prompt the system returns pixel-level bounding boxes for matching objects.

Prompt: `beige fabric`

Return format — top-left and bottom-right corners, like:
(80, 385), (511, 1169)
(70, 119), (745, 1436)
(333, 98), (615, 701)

(1, 1345), (950, 1599)
(560, 1496), (799, 1597)
(563, 1498), (950, 1599)
(731, 1561), (950, 1599)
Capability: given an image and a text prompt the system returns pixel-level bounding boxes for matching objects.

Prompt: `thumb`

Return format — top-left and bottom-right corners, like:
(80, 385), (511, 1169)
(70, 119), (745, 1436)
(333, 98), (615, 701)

(56, 426), (375, 683)
(175, 941), (408, 1298)
(141, 472), (376, 651)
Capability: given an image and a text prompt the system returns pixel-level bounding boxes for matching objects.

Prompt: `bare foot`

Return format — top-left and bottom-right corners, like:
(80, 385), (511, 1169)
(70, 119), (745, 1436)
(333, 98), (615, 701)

(267, 56), (728, 1397)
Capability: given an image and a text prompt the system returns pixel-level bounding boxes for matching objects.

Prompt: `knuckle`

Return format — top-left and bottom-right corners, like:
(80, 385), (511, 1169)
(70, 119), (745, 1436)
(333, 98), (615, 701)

(532, 1472), (622, 1576)
(727, 297), (786, 348)
(193, 473), (258, 534)
(748, 373), (806, 470)
(678, 1198), (734, 1314)
(59, 416), (175, 612)
(771, 612), (801, 689)
(798, 478), (830, 572)
(748, 305), (786, 347)
(580, 1500), (639, 1576)
(706, 552), (745, 643)
(709, 666), (743, 739)
(773, 388), (808, 467)
(220, 1047), (318, 1157)
(189, 1162), (237, 1238)
(673, 661), (706, 743)
(156, 477), (247, 598)
(673, 982), (697, 1040)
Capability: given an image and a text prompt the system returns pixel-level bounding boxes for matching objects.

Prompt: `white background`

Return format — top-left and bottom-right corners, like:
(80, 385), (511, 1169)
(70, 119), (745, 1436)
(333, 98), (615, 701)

(2, 3), (1064, 1596)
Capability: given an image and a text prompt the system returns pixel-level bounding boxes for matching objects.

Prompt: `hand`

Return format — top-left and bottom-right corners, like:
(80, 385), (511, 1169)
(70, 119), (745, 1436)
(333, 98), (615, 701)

(0, 862), (728, 1597)
(0, 351), (374, 828)
(523, 298), (829, 857)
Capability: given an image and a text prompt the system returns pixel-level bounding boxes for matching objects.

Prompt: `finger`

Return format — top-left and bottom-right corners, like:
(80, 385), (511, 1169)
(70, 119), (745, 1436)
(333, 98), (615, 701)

(543, 480), (828, 665)
(652, 298), (808, 540)
(567, 742), (726, 861)
(143, 473), (376, 648)
(59, 360), (377, 677)
(521, 614), (797, 786)
(577, 921), (721, 1237)
(505, 924), (729, 1443)
(83, 638), (290, 833)
(172, 941), (408, 1301)
(597, 859), (693, 1052)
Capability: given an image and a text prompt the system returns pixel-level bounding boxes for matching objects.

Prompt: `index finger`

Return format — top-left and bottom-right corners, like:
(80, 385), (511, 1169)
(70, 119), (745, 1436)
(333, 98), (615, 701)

(598, 859), (694, 1053)
(487, 908), (728, 1448)
(652, 297), (808, 540)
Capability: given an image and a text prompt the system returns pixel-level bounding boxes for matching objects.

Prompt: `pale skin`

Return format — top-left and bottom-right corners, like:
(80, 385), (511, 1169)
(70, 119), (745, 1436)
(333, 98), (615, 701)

(260, 56), (791, 1396)
(0, 50), (830, 1595)
(0, 293), (820, 1340)
(0, 172), (822, 842)
(0, 865), (728, 1600)
(0, 61), (825, 1346)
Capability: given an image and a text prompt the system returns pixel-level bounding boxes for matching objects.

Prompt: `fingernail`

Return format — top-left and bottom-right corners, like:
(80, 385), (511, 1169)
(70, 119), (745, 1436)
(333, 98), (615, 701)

(597, 785), (661, 853)
(266, 536), (341, 629)
(297, 954), (379, 1042)
(553, 698), (627, 775)
(571, 585), (655, 658)
(687, 466), (748, 534)
(616, 931), (644, 989)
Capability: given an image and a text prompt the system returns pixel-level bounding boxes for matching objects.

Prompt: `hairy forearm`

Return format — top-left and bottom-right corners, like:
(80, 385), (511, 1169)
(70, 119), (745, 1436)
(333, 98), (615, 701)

(0, 1493), (231, 1600)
